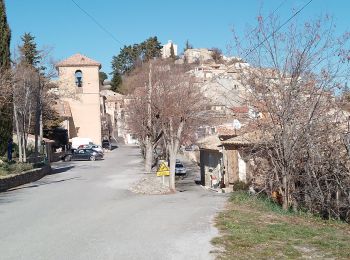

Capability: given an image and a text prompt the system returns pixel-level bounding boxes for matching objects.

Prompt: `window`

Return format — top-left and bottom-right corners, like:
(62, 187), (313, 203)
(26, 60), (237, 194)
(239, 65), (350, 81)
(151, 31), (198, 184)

(75, 70), (83, 87)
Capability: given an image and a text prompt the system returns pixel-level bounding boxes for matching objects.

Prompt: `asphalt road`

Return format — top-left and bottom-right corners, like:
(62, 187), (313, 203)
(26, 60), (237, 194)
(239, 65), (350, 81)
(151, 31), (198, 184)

(0, 145), (227, 260)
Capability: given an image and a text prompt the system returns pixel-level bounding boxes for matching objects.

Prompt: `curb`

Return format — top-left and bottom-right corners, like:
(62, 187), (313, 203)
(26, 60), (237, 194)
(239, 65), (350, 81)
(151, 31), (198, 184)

(0, 165), (52, 192)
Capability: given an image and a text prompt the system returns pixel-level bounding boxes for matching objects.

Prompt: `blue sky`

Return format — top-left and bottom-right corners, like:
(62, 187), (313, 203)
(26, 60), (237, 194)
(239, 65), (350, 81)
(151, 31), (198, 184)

(5, 0), (350, 75)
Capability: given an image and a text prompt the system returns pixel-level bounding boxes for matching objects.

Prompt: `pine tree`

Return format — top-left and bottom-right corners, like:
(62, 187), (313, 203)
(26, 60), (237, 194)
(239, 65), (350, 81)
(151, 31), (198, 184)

(19, 33), (40, 67)
(110, 72), (122, 93)
(0, 0), (12, 156)
(0, 0), (10, 69)
(110, 36), (162, 92)
(99, 71), (108, 85)
(184, 40), (193, 52)
(170, 43), (175, 59)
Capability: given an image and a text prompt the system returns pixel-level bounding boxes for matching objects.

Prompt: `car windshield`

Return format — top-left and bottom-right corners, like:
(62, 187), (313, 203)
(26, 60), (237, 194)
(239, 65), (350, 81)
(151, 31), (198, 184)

(176, 164), (183, 168)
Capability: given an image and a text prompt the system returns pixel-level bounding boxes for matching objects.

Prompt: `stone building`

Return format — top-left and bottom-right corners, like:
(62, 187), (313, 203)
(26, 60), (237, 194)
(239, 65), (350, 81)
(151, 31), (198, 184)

(161, 40), (178, 59)
(100, 89), (127, 143)
(56, 53), (102, 145)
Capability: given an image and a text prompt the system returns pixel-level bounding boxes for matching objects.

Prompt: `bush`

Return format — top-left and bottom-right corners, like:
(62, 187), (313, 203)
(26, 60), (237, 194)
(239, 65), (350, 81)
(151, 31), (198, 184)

(0, 161), (33, 177)
(232, 181), (250, 191)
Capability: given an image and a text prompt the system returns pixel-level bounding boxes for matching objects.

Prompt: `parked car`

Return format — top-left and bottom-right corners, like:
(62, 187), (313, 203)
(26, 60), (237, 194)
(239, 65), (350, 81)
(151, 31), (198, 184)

(78, 144), (104, 154)
(62, 149), (103, 161)
(175, 162), (187, 175)
(102, 139), (112, 150)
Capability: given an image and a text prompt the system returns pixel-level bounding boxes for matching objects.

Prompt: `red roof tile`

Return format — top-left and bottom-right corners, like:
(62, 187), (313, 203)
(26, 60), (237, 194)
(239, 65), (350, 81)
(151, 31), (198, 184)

(56, 53), (101, 68)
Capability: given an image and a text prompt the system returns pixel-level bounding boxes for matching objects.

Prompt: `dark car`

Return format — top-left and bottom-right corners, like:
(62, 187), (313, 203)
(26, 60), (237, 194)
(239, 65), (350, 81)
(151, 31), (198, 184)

(102, 139), (112, 150)
(63, 149), (103, 161)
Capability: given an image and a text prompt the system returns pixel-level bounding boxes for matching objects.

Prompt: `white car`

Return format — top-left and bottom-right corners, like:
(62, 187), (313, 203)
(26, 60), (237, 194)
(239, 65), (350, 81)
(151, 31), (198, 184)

(78, 144), (104, 154)
(175, 163), (187, 175)
(90, 144), (103, 154)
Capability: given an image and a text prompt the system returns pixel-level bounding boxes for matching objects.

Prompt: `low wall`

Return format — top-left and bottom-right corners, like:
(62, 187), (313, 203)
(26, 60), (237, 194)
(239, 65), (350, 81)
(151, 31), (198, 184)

(0, 165), (52, 192)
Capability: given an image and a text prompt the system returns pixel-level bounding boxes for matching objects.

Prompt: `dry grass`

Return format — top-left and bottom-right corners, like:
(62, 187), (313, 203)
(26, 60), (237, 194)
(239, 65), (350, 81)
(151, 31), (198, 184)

(0, 161), (33, 179)
(212, 192), (350, 259)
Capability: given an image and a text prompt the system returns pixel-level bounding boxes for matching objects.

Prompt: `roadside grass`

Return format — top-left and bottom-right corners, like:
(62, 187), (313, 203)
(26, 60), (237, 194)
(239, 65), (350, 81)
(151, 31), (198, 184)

(212, 191), (350, 259)
(0, 161), (33, 178)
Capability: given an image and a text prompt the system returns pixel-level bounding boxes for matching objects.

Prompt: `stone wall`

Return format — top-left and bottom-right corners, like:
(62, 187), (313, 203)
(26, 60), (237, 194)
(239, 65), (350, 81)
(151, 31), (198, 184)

(0, 165), (52, 192)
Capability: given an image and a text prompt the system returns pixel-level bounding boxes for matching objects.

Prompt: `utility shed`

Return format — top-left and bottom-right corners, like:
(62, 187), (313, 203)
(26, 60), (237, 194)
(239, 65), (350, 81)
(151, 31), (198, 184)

(221, 131), (263, 187)
(198, 135), (223, 188)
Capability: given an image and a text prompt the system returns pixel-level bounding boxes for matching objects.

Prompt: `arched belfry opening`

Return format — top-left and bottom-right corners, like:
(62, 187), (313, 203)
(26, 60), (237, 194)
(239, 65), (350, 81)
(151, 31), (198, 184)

(75, 70), (83, 87)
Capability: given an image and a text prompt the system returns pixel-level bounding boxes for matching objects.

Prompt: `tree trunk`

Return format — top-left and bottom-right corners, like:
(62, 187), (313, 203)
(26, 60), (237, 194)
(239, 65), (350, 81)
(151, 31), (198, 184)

(39, 110), (43, 154)
(34, 103), (40, 155)
(13, 105), (22, 162)
(168, 147), (176, 191)
(282, 173), (289, 210)
(144, 136), (153, 173)
(22, 133), (26, 163)
(22, 116), (27, 163)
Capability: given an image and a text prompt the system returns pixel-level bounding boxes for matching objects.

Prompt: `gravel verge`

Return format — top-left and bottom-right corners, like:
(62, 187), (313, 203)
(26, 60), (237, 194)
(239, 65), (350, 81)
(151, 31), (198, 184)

(129, 174), (172, 195)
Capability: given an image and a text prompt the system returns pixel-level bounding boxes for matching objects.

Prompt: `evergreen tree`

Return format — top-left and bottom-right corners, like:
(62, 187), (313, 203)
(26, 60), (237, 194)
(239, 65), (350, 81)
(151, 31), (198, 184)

(110, 36), (162, 92)
(169, 43), (175, 59)
(0, 0), (12, 156)
(19, 33), (40, 67)
(184, 40), (193, 52)
(140, 36), (162, 61)
(99, 71), (108, 85)
(110, 72), (122, 93)
(0, 0), (10, 69)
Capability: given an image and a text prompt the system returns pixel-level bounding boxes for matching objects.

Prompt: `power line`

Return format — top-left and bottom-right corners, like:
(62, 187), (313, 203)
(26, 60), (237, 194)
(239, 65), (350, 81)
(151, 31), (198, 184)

(70, 0), (124, 46)
(243, 0), (313, 59)
(203, 0), (314, 88)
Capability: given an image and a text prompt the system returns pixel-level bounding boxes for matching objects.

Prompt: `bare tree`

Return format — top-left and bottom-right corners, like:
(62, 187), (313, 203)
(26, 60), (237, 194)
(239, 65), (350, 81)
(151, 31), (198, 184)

(124, 62), (163, 172)
(126, 60), (207, 189)
(211, 47), (223, 63)
(233, 14), (350, 219)
(12, 62), (38, 162)
(151, 61), (206, 190)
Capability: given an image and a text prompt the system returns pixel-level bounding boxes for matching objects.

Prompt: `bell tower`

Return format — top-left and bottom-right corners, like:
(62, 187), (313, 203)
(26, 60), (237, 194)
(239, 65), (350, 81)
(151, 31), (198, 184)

(56, 53), (102, 145)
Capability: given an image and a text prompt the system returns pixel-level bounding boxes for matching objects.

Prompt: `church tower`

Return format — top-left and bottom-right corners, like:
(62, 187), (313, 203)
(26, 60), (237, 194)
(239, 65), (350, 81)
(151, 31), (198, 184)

(56, 53), (102, 145)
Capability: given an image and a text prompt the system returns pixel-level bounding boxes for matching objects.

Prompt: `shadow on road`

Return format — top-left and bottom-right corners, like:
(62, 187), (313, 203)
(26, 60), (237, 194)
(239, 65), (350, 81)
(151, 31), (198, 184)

(49, 165), (75, 175)
(8, 177), (80, 192)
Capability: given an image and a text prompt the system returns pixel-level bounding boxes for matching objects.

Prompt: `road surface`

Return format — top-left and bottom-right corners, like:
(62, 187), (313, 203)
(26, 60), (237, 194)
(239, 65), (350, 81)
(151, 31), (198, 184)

(0, 145), (227, 260)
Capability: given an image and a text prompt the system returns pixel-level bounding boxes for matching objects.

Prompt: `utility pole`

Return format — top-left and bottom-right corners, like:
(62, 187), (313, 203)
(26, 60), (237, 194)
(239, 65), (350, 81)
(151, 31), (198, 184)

(144, 62), (153, 172)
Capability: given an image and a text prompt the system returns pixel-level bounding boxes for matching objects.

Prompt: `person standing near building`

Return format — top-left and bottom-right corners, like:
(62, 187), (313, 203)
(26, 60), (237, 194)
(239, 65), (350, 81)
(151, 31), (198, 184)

(7, 138), (13, 162)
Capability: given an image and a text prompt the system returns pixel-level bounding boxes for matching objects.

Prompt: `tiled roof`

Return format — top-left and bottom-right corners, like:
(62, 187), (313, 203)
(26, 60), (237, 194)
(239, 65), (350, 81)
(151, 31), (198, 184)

(100, 89), (124, 101)
(56, 53), (101, 68)
(197, 135), (221, 151)
(222, 131), (264, 146)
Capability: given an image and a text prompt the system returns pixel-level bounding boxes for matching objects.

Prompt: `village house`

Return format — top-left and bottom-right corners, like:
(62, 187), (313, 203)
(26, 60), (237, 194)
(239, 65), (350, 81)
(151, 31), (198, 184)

(100, 88), (129, 143)
(197, 128), (264, 191)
